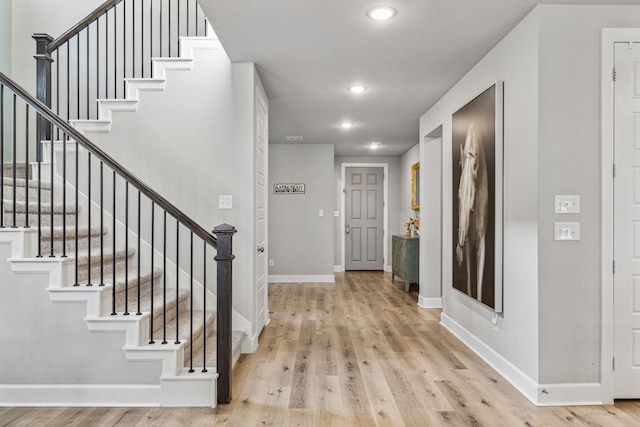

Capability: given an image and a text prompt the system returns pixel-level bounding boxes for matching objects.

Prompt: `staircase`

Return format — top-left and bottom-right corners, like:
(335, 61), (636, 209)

(0, 0), (246, 406)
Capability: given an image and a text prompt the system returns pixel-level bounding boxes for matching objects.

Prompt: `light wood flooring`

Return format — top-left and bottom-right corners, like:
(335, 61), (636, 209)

(2, 271), (640, 426)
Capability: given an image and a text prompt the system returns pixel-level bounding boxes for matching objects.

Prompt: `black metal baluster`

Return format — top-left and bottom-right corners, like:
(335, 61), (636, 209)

(150, 0), (154, 78)
(132, 0), (136, 78)
(11, 94), (16, 228)
(66, 43), (70, 122)
(96, 18), (100, 120)
(36, 102), (42, 257)
(99, 161), (104, 285)
(74, 139), (79, 283)
(76, 34), (80, 120)
(24, 104), (29, 228)
(168, 0), (172, 57)
(62, 133), (67, 257)
(162, 210), (167, 344)
(123, 0), (127, 97)
(160, 0), (163, 58)
(195, 0), (198, 37)
(111, 170), (117, 315)
(55, 50), (60, 128)
(136, 190), (141, 315)
(175, 219), (179, 344)
(86, 27), (89, 120)
(149, 201), (155, 344)
(188, 231), (193, 372)
(49, 118), (55, 255)
(86, 152), (92, 281)
(114, 7), (118, 98)
(124, 181), (129, 315)
(202, 242), (207, 372)
(187, 0), (190, 36)
(141, 0), (145, 78)
(105, 11), (109, 99)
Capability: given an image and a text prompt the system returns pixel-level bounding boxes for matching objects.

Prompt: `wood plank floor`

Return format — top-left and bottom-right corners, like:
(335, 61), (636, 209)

(2, 271), (640, 426)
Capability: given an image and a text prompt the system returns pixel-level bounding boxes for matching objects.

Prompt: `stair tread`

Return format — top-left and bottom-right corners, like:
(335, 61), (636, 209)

(2, 200), (78, 213)
(2, 176), (52, 190)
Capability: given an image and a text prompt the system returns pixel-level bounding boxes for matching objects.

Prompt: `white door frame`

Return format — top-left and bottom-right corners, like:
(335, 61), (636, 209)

(340, 163), (389, 272)
(601, 28), (640, 404)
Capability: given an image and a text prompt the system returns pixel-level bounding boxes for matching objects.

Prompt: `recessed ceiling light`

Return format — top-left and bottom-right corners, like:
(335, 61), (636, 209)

(348, 85), (367, 94)
(339, 122), (354, 129)
(367, 6), (396, 21)
(368, 141), (381, 149)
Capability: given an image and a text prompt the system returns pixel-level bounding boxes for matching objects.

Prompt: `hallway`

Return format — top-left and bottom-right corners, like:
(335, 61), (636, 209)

(2, 272), (640, 426)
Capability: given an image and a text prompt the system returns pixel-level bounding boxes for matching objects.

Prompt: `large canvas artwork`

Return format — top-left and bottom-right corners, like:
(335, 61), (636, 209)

(452, 82), (503, 312)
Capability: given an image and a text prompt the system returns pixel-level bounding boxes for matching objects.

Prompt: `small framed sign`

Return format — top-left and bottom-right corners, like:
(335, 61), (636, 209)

(273, 183), (305, 194)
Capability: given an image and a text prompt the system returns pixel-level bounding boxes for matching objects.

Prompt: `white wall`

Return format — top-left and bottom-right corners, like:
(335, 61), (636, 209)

(268, 144), (335, 280)
(536, 4), (640, 385)
(334, 155), (403, 271)
(0, 0), (11, 75)
(420, 4), (640, 404)
(0, 242), (161, 389)
(419, 8), (541, 390)
(11, 0), (104, 90)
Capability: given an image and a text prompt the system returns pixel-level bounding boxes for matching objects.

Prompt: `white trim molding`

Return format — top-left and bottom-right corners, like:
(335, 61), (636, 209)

(441, 313), (539, 405)
(334, 265), (345, 273)
(418, 296), (442, 309)
(600, 28), (640, 405)
(268, 275), (335, 283)
(0, 384), (162, 407)
(441, 313), (606, 406)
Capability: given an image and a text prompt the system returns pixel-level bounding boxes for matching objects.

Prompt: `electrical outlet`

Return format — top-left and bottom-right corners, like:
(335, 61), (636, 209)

(554, 222), (580, 241)
(554, 195), (580, 214)
(268, 259), (274, 267)
(218, 195), (232, 210)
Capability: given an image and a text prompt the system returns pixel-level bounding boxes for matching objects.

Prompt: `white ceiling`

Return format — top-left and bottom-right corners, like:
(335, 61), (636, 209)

(201, 0), (640, 156)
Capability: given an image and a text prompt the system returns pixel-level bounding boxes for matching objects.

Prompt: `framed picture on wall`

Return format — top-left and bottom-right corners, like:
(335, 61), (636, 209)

(451, 82), (504, 312)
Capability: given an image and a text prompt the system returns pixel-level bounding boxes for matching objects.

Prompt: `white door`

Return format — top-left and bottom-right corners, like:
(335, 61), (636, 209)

(614, 41), (640, 398)
(345, 167), (384, 270)
(255, 85), (269, 333)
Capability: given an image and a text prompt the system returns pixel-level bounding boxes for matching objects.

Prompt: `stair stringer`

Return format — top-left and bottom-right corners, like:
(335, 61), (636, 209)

(1, 229), (218, 407)
(69, 37), (224, 135)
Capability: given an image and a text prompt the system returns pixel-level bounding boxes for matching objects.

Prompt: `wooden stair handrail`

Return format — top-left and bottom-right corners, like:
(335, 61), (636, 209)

(48, 0), (124, 52)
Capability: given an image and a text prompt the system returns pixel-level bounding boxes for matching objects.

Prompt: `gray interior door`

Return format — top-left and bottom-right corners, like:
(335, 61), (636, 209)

(345, 167), (384, 270)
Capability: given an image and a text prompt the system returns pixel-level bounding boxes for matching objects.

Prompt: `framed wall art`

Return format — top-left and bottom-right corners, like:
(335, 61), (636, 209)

(451, 82), (504, 312)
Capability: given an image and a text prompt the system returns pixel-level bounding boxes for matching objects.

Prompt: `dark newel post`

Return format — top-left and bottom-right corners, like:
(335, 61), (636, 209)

(213, 223), (237, 404)
(33, 34), (53, 160)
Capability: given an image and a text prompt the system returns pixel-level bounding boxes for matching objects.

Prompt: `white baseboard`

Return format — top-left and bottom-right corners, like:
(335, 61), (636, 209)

(384, 264), (392, 272)
(440, 313), (539, 405)
(0, 384), (161, 407)
(440, 313), (605, 406)
(418, 296), (442, 308)
(334, 265), (345, 273)
(535, 383), (604, 406)
(268, 275), (335, 283)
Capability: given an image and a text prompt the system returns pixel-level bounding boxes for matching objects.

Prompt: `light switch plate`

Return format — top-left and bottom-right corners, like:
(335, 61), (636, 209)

(554, 222), (580, 240)
(554, 195), (580, 214)
(218, 195), (232, 210)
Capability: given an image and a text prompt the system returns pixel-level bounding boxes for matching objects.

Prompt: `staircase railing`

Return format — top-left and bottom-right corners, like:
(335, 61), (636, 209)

(0, 72), (235, 404)
(34, 0), (209, 128)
